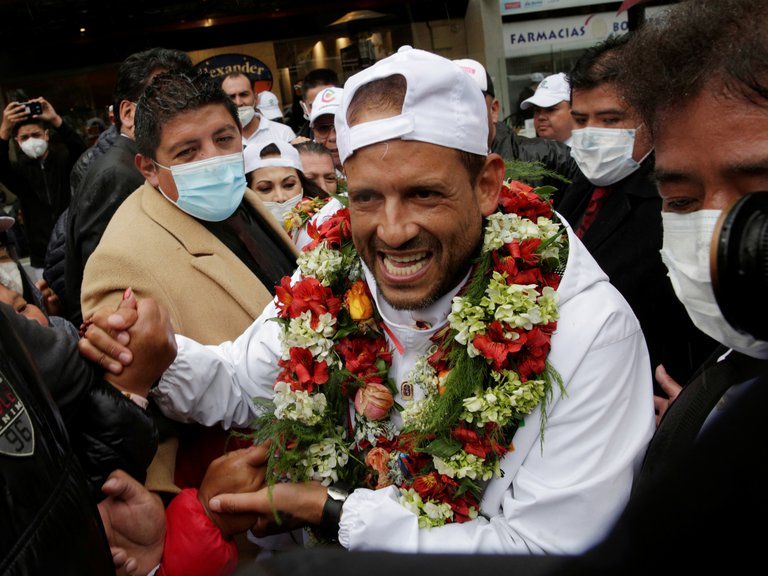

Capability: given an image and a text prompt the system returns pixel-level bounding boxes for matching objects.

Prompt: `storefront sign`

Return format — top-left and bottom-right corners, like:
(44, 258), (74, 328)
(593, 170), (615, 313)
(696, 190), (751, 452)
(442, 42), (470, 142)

(503, 10), (630, 56)
(500, 0), (596, 17)
(194, 53), (273, 93)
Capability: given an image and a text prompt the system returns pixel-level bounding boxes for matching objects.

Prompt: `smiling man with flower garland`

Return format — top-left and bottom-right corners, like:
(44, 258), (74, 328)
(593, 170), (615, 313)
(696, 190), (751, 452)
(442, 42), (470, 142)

(86, 47), (654, 558)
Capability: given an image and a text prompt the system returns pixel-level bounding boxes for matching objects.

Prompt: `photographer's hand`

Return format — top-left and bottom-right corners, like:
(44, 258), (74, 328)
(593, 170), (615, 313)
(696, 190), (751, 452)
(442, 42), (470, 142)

(0, 102), (27, 140)
(34, 97), (62, 128)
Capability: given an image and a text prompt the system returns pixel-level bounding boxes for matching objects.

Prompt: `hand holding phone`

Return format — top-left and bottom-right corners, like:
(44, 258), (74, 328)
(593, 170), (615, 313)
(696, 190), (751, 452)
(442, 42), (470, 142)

(19, 101), (43, 117)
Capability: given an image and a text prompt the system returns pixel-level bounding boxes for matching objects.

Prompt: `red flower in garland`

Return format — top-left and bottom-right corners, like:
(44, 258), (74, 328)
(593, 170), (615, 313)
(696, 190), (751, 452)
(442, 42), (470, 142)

(499, 181), (554, 221)
(304, 207), (352, 251)
(472, 321), (525, 371)
(493, 238), (545, 285)
(448, 492), (480, 523)
(452, 424), (512, 460)
(275, 277), (341, 327)
(412, 470), (456, 502)
(336, 334), (392, 380)
(514, 324), (554, 381)
(276, 347), (329, 393)
(410, 471), (480, 523)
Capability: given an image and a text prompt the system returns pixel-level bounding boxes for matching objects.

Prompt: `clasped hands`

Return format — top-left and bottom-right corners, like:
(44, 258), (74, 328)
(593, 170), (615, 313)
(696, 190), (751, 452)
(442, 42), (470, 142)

(80, 290), (330, 540)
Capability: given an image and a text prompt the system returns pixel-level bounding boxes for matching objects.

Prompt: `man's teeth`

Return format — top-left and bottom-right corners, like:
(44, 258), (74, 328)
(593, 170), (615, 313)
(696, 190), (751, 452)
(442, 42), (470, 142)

(383, 252), (428, 276)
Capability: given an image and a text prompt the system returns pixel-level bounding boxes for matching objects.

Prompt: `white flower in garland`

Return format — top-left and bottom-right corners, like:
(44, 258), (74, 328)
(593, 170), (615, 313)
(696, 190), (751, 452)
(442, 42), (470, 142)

(353, 414), (396, 449)
(297, 245), (345, 286)
(273, 381), (328, 425)
(399, 488), (457, 528)
(282, 311), (337, 361)
(291, 434), (349, 485)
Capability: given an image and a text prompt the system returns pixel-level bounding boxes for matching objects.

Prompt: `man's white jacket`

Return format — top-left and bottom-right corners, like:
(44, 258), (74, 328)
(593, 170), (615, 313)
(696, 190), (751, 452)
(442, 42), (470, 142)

(154, 215), (655, 555)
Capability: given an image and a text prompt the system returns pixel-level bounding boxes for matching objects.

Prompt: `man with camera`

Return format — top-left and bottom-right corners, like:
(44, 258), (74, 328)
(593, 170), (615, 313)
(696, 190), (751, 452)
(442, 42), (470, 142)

(0, 97), (85, 280)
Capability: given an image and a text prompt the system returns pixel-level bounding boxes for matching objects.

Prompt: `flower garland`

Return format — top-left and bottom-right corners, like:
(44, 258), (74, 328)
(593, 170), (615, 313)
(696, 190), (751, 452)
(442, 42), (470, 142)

(250, 179), (568, 529)
(282, 196), (330, 238)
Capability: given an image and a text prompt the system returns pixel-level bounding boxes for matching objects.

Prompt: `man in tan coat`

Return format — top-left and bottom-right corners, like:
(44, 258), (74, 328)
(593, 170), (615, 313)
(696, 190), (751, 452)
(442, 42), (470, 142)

(81, 72), (298, 496)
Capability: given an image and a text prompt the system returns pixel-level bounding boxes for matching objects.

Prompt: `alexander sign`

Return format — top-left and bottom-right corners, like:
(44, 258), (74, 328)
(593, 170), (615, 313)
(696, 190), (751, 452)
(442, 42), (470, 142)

(194, 53), (273, 93)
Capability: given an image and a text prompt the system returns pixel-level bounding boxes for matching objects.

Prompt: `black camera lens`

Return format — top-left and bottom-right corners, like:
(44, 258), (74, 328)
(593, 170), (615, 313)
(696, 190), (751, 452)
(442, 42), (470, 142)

(712, 191), (768, 340)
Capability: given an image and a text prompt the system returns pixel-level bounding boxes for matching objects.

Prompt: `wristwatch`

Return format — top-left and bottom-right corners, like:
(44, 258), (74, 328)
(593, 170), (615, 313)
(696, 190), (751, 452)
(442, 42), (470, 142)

(318, 483), (350, 540)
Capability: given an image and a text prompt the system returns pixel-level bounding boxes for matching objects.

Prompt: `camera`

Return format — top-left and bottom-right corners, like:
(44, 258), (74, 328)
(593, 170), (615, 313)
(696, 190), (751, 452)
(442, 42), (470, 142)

(712, 191), (768, 339)
(19, 101), (43, 117)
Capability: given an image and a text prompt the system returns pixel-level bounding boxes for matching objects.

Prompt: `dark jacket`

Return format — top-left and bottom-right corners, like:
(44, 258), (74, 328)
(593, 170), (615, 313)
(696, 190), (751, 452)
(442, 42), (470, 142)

(44, 125), (119, 305)
(557, 158), (718, 388)
(492, 121), (580, 199)
(42, 207), (68, 300)
(0, 122), (85, 267)
(0, 304), (157, 575)
(64, 135), (144, 323)
(68, 124), (119, 195)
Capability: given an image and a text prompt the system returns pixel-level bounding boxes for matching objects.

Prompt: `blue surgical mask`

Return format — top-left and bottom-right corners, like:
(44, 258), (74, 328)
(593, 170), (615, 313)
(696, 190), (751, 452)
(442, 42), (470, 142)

(155, 152), (246, 222)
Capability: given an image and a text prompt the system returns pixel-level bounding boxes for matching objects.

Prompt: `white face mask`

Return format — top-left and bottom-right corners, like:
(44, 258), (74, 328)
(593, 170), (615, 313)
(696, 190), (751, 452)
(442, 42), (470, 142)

(262, 192), (303, 226)
(661, 210), (768, 358)
(570, 127), (641, 186)
(237, 106), (256, 128)
(0, 261), (24, 294)
(19, 137), (48, 159)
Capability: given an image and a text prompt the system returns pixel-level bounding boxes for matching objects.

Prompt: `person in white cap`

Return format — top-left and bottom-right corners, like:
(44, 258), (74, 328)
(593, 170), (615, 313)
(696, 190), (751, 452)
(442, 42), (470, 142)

(309, 86), (344, 172)
(243, 139), (330, 241)
(84, 46), (652, 558)
(220, 72), (296, 147)
(520, 72), (575, 146)
(454, 58), (580, 200)
(256, 90), (286, 123)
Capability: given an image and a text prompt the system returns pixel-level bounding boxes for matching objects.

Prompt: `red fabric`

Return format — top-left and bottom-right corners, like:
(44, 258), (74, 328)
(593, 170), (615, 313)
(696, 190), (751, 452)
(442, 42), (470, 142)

(576, 186), (611, 239)
(158, 488), (238, 576)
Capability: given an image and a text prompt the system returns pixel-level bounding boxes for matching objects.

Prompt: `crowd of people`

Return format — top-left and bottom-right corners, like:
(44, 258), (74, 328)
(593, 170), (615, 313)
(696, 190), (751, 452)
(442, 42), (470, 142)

(1, 1), (767, 574)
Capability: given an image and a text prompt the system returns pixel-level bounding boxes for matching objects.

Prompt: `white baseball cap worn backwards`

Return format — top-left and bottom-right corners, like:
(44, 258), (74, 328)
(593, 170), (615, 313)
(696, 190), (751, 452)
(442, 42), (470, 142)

(244, 140), (304, 174)
(335, 46), (490, 165)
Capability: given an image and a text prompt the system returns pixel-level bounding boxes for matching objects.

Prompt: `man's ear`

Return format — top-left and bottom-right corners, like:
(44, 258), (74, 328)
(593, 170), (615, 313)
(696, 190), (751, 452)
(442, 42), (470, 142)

(490, 99), (501, 124)
(119, 100), (136, 135)
(476, 153), (505, 217)
(135, 153), (159, 187)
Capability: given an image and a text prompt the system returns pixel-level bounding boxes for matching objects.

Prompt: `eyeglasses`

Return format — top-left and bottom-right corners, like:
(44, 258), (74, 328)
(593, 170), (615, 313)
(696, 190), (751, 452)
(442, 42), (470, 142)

(313, 123), (336, 138)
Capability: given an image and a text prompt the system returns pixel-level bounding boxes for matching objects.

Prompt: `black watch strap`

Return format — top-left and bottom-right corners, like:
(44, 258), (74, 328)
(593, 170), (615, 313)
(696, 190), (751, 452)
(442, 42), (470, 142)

(318, 483), (350, 540)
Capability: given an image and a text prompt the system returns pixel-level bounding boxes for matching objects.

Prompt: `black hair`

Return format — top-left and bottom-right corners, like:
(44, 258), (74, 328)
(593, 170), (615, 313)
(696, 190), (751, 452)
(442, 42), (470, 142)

(617, 0), (768, 135)
(301, 68), (339, 97)
(113, 47), (193, 132)
(568, 33), (630, 93)
(245, 142), (328, 199)
(294, 140), (333, 161)
(134, 72), (238, 159)
(11, 118), (47, 138)
(484, 70), (495, 99)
